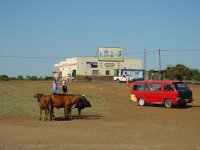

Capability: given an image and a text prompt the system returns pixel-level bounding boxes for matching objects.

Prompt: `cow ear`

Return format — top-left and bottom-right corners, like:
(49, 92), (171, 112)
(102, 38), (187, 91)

(39, 94), (43, 98)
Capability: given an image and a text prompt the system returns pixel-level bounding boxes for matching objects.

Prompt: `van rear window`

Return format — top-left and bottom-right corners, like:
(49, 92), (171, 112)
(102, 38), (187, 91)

(134, 84), (147, 91)
(172, 82), (189, 91)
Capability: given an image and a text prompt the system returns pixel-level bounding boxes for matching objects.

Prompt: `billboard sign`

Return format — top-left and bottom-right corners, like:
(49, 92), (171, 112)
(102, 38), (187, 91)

(98, 47), (124, 62)
(121, 70), (144, 80)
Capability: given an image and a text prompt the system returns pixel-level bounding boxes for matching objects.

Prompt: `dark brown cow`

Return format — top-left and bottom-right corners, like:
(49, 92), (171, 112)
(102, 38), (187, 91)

(33, 93), (50, 121)
(74, 95), (91, 117)
(49, 94), (85, 120)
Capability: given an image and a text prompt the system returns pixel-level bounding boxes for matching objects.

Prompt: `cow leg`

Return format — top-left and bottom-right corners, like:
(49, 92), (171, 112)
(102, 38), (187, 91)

(78, 109), (82, 118)
(44, 109), (47, 121)
(39, 108), (42, 121)
(52, 107), (55, 118)
(64, 107), (69, 119)
(46, 109), (49, 121)
(45, 108), (49, 121)
(68, 108), (72, 119)
(51, 107), (55, 119)
(49, 106), (55, 121)
(64, 108), (71, 120)
(49, 109), (53, 121)
(67, 109), (71, 120)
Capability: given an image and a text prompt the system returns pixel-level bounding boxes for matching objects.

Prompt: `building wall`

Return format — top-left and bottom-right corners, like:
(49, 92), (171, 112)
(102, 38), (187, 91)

(76, 57), (98, 76)
(56, 58), (78, 79)
(54, 57), (142, 80)
(122, 58), (142, 69)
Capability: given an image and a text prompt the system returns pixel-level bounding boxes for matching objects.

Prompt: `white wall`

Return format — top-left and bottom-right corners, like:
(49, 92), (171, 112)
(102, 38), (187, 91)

(55, 57), (142, 77)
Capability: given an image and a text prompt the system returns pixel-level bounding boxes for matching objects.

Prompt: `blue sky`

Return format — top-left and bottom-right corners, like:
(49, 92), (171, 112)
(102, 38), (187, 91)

(0, 0), (200, 76)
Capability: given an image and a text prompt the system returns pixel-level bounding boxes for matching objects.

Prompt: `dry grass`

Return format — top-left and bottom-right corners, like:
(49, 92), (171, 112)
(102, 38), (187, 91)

(0, 80), (119, 117)
(0, 80), (199, 118)
(0, 81), (200, 150)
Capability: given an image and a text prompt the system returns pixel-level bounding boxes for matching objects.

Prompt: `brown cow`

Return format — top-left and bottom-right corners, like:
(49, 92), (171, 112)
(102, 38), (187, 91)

(33, 93), (51, 121)
(49, 94), (90, 120)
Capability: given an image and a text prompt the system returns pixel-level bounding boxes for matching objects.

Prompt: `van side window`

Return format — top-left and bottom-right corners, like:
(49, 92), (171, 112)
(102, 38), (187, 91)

(149, 84), (162, 91)
(133, 84), (147, 91)
(164, 84), (174, 91)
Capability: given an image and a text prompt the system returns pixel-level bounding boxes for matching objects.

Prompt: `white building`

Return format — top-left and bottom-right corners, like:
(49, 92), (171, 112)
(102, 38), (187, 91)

(54, 56), (142, 81)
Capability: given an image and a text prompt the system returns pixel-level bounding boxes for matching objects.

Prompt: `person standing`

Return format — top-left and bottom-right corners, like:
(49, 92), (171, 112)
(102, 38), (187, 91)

(67, 74), (72, 82)
(125, 72), (130, 87)
(62, 80), (67, 94)
(53, 76), (59, 94)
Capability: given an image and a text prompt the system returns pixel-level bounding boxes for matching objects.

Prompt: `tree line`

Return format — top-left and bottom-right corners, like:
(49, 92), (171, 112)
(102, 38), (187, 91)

(163, 64), (200, 81)
(0, 75), (53, 81)
(1, 64), (200, 81)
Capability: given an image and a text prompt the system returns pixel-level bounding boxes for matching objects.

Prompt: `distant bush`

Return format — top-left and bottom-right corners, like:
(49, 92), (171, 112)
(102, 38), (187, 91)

(164, 64), (200, 81)
(0, 75), (9, 81)
(0, 75), (53, 81)
(17, 75), (24, 80)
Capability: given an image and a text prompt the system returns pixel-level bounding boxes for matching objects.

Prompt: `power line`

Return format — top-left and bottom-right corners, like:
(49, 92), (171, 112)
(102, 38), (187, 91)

(0, 56), (67, 59)
(161, 49), (200, 52)
(0, 55), (94, 59)
(0, 49), (199, 59)
(124, 50), (158, 55)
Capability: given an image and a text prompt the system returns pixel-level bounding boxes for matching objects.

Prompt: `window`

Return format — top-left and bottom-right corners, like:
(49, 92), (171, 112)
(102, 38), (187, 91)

(133, 84), (147, 91)
(106, 70), (110, 75)
(172, 82), (189, 91)
(92, 70), (99, 76)
(86, 62), (98, 68)
(164, 84), (174, 91)
(149, 84), (162, 91)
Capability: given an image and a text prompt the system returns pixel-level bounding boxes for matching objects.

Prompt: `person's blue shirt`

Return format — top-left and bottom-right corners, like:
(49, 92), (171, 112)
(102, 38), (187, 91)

(53, 81), (58, 94)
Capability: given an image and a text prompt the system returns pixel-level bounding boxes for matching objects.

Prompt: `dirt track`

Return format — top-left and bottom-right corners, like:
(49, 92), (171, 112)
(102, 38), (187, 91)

(0, 81), (200, 150)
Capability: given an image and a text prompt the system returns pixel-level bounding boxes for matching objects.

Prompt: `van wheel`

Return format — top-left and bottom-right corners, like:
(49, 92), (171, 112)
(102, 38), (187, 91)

(116, 79), (120, 83)
(138, 98), (145, 106)
(164, 99), (172, 108)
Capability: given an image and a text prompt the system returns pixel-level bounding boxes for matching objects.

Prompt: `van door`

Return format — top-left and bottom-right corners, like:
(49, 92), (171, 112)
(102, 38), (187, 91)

(147, 83), (163, 104)
(163, 84), (177, 103)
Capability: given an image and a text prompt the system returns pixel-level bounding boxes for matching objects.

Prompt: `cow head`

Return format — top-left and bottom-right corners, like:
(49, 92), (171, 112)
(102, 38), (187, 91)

(81, 95), (92, 108)
(33, 93), (43, 102)
(75, 95), (91, 110)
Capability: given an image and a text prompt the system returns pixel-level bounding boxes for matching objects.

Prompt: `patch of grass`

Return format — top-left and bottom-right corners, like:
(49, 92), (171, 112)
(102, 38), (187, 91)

(0, 81), (113, 117)
(0, 81), (52, 117)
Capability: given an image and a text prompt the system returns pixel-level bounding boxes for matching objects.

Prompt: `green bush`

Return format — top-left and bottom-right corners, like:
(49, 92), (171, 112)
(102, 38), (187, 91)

(164, 64), (200, 81)
(0, 75), (9, 81)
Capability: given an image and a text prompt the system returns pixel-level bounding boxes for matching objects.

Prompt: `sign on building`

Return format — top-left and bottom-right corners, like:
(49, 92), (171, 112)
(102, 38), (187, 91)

(98, 47), (124, 62)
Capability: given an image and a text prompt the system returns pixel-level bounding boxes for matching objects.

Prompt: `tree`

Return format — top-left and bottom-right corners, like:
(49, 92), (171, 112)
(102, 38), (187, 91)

(26, 76), (31, 80)
(164, 64), (200, 81)
(29, 76), (37, 81)
(191, 69), (200, 81)
(17, 75), (24, 80)
(0, 75), (9, 81)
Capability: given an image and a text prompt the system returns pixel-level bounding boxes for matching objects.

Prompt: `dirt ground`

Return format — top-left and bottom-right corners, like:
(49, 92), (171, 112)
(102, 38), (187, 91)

(0, 81), (200, 150)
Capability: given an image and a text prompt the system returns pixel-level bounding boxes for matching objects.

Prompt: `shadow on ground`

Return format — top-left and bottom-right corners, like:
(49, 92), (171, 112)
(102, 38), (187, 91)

(141, 104), (200, 109)
(53, 115), (102, 121)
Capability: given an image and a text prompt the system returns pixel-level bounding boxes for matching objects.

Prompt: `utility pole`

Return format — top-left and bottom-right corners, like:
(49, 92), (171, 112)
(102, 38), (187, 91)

(144, 48), (146, 72)
(158, 49), (161, 79)
(144, 48), (147, 80)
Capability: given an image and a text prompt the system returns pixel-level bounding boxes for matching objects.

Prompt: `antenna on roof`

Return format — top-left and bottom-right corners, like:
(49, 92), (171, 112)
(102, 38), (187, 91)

(95, 47), (99, 58)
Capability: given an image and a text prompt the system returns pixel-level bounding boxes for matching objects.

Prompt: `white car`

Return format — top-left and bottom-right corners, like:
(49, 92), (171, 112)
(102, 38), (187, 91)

(114, 74), (135, 82)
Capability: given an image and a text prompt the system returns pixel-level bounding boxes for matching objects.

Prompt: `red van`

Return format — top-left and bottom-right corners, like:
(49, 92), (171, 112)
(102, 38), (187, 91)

(130, 80), (193, 108)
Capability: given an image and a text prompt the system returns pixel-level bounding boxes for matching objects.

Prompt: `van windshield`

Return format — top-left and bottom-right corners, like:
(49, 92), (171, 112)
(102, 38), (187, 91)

(172, 82), (189, 91)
